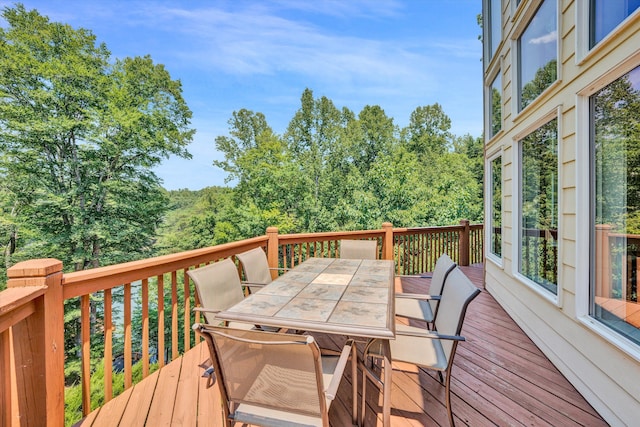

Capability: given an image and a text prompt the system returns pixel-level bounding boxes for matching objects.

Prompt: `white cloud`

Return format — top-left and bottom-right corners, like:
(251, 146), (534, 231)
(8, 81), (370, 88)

(529, 30), (557, 45)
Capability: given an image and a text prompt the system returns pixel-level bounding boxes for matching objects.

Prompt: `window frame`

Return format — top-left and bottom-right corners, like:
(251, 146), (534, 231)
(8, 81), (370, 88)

(511, 0), (561, 119)
(489, 70), (503, 139)
(576, 0), (640, 64)
(486, 149), (504, 267)
(484, 0), (503, 68)
(513, 107), (562, 306)
(576, 51), (640, 360)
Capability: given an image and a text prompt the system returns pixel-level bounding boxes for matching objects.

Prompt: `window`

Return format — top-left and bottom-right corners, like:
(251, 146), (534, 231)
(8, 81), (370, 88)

(591, 65), (640, 346)
(488, 0), (502, 61)
(520, 118), (558, 294)
(518, 0), (557, 111)
(489, 72), (502, 137)
(590, 0), (640, 48)
(490, 156), (502, 258)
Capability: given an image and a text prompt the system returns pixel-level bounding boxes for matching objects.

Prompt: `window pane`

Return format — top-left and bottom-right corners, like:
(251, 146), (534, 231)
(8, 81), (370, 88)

(520, 118), (558, 294)
(591, 65), (640, 346)
(590, 0), (640, 48)
(490, 72), (502, 137)
(518, 0), (557, 110)
(491, 156), (502, 258)
(490, 0), (501, 59)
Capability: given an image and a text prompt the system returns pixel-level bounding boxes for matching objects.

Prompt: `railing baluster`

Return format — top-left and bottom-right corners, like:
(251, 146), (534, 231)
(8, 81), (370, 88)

(157, 274), (165, 368)
(81, 294), (90, 415)
(171, 271), (178, 360)
(142, 278), (149, 378)
(183, 270), (190, 352)
(124, 282), (132, 389)
(104, 289), (113, 402)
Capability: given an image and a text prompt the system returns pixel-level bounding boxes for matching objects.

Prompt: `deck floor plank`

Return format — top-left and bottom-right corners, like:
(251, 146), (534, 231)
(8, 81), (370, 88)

(118, 368), (160, 426)
(77, 264), (608, 426)
(145, 352), (183, 426)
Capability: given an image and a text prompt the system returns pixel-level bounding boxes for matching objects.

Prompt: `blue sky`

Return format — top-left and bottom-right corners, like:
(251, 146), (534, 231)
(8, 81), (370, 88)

(2, 0), (483, 190)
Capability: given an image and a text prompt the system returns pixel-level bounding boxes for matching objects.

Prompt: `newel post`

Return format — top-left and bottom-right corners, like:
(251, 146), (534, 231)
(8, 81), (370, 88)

(266, 227), (280, 280)
(382, 222), (394, 261)
(459, 219), (470, 266)
(7, 259), (65, 427)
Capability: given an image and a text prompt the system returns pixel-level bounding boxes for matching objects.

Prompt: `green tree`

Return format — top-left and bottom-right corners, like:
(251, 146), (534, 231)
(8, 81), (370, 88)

(285, 88), (344, 231)
(403, 103), (453, 157)
(0, 4), (194, 271)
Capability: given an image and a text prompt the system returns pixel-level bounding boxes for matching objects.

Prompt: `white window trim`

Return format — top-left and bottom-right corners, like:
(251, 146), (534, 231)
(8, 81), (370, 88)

(511, 0), (526, 22)
(511, 0), (562, 121)
(576, 1), (640, 65)
(512, 106), (562, 307)
(486, 148), (504, 268)
(575, 49), (640, 361)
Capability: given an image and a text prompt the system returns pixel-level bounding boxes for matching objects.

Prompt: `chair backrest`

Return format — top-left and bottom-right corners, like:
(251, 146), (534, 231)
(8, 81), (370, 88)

(429, 253), (457, 314)
(433, 267), (480, 364)
(236, 247), (273, 285)
(340, 239), (377, 260)
(195, 324), (328, 422)
(187, 258), (245, 324)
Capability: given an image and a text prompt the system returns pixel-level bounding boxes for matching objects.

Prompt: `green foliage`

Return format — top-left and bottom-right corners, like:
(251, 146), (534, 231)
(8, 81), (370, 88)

(0, 4), (194, 274)
(65, 356), (159, 426)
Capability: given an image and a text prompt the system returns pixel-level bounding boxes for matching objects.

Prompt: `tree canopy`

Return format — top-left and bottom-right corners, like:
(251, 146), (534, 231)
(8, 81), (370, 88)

(0, 4), (194, 274)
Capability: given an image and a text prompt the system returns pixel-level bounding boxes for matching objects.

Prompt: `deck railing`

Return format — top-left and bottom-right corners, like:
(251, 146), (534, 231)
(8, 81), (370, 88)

(1, 221), (482, 426)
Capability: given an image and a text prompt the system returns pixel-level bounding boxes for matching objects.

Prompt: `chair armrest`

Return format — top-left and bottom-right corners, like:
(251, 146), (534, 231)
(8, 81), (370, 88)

(240, 281), (266, 291)
(397, 274), (433, 279)
(396, 328), (465, 342)
(395, 292), (440, 301)
(324, 339), (355, 400)
(193, 307), (221, 314)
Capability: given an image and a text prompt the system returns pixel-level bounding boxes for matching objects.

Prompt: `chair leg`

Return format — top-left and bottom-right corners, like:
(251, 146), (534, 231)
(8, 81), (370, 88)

(352, 344), (358, 426)
(360, 363), (367, 427)
(438, 370), (444, 384)
(445, 368), (455, 427)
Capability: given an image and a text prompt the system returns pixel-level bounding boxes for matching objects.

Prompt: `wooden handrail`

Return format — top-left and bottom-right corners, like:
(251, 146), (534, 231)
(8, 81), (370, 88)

(2, 221), (484, 424)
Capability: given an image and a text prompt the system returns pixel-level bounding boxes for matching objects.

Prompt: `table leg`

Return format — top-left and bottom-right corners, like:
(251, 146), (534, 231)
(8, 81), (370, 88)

(382, 339), (391, 427)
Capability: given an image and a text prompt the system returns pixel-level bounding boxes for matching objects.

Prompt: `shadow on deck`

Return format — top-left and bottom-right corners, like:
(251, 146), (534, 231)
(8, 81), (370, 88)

(76, 264), (607, 426)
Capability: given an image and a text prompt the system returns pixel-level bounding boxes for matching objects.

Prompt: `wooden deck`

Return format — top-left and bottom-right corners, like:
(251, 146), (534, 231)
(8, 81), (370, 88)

(76, 264), (608, 426)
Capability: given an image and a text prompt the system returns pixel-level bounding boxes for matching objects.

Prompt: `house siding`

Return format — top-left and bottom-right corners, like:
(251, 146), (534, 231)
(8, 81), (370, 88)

(483, 1), (640, 425)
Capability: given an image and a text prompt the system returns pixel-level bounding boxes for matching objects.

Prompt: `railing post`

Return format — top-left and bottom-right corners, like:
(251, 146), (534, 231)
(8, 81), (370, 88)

(382, 222), (394, 261)
(7, 259), (65, 427)
(459, 219), (470, 266)
(266, 227), (280, 280)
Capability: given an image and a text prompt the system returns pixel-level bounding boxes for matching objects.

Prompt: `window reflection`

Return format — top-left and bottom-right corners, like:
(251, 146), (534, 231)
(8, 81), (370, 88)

(491, 156), (502, 258)
(590, 0), (640, 48)
(490, 72), (502, 137)
(591, 65), (640, 346)
(520, 118), (558, 294)
(518, 0), (557, 111)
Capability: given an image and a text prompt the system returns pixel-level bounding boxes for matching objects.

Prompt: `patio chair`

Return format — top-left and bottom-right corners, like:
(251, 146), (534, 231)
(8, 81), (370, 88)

(236, 247), (286, 286)
(361, 267), (481, 427)
(193, 324), (358, 427)
(395, 253), (457, 328)
(340, 239), (378, 260)
(187, 258), (272, 330)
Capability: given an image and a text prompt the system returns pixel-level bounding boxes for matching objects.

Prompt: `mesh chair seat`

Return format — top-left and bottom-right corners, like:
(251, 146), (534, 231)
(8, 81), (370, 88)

(236, 247), (275, 285)
(339, 239), (378, 260)
(361, 267), (480, 427)
(395, 253), (456, 325)
(194, 324), (357, 427)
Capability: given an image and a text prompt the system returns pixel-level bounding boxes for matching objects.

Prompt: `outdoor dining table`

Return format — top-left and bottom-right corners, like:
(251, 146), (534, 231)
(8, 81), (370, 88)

(215, 256), (396, 427)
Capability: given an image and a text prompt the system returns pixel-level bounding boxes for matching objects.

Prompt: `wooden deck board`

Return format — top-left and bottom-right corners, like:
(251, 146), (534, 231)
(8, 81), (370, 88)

(79, 264), (608, 426)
